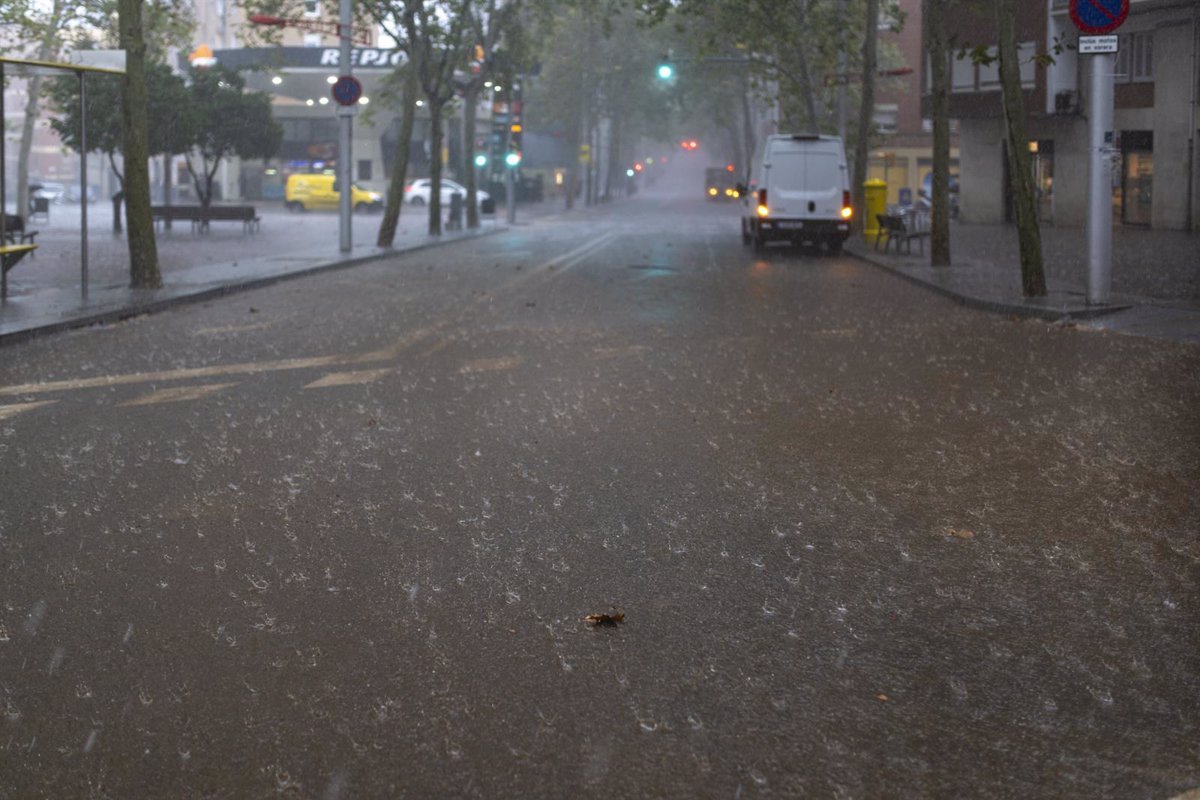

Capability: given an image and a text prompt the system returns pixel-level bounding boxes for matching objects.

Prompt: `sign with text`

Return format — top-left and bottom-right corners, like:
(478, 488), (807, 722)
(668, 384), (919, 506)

(1078, 35), (1119, 54)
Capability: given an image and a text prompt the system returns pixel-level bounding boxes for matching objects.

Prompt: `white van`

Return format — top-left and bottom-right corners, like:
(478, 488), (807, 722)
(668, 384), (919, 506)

(740, 134), (853, 254)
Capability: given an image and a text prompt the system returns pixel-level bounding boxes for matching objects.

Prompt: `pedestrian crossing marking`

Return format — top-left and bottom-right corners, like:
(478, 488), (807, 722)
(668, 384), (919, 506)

(0, 400), (58, 421)
(304, 368), (393, 389)
(119, 383), (237, 407)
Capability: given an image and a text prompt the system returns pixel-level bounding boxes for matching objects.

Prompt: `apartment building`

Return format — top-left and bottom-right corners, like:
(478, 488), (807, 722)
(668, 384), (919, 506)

(867, 0), (961, 207)
(924, 0), (1199, 230)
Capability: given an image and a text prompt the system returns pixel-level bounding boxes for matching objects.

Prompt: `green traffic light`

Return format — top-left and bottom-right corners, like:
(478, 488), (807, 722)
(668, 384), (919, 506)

(505, 152), (522, 167)
(657, 64), (673, 80)
(474, 154), (488, 168)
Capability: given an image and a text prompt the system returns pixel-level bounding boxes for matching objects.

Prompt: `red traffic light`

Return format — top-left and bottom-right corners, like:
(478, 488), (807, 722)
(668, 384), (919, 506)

(633, 162), (644, 172)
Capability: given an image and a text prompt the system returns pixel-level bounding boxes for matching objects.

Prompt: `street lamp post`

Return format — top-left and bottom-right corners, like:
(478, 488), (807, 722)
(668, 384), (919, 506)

(337, 0), (352, 253)
(250, 8), (371, 254)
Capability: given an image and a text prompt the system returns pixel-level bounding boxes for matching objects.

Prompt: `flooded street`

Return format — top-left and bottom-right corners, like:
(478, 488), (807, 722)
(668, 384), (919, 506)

(2, 194), (1197, 797)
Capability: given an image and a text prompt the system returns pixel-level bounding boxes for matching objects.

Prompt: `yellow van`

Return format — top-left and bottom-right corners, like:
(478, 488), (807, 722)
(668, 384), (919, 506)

(285, 174), (382, 213)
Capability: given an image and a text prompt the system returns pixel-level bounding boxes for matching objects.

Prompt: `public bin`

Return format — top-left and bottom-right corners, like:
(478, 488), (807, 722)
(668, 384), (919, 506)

(863, 179), (887, 244)
(447, 192), (464, 230)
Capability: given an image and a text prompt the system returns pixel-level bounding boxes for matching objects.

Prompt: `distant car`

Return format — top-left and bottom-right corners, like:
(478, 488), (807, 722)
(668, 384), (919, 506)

(30, 181), (66, 204)
(405, 178), (491, 210)
(284, 174), (382, 213)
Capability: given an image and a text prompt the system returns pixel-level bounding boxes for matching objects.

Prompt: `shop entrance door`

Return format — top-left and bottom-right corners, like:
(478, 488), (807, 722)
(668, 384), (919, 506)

(1115, 131), (1153, 226)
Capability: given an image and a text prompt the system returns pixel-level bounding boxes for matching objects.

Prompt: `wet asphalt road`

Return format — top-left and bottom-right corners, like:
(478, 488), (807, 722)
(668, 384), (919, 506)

(1, 194), (1198, 798)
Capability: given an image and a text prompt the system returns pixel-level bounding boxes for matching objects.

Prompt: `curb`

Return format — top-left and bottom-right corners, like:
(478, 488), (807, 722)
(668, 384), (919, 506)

(0, 225), (507, 348)
(845, 246), (1131, 322)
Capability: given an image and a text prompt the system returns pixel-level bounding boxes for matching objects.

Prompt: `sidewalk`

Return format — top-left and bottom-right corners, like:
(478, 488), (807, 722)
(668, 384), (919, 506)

(0, 201), (516, 345)
(847, 221), (1200, 344)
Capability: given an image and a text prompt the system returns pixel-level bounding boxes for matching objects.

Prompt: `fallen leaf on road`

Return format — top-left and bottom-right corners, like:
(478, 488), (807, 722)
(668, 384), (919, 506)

(877, 694), (890, 702)
(583, 611), (625, 627)
(945, 528), (975, 539)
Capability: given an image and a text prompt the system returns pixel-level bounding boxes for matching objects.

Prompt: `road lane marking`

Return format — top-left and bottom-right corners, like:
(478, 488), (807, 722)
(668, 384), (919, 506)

(0, 400), (58, 420)
(0, 356), (344, 398)
(119, 383), (237, 407)
(0, 233), (614, 404)
(304, 368), (393, 389)
(460, 356), (524, 374)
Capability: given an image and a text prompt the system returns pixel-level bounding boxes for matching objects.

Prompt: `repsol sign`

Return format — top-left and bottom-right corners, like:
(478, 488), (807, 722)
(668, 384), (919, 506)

(318, 48), (407, 68)
(195, 47), (409, 72)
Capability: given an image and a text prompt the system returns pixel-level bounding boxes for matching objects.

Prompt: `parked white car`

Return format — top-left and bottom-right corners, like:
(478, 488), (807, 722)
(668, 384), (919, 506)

(404, 178), (490, 209)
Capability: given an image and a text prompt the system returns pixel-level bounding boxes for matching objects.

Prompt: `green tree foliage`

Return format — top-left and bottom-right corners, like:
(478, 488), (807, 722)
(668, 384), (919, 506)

(184, 65), (283, 209)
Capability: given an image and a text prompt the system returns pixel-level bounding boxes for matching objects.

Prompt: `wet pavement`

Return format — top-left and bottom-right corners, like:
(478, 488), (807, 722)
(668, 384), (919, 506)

(5, 199), (1198, 347)
(847, 222), (1200, 344)
(1, 194), (1198, 797)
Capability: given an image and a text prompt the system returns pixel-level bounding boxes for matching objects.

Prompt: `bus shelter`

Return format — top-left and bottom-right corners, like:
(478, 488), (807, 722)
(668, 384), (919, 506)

(1, 54), (124, 301)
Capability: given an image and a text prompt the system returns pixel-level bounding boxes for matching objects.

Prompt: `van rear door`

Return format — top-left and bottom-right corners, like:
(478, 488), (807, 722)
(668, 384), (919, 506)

(768, 143), (844, 220)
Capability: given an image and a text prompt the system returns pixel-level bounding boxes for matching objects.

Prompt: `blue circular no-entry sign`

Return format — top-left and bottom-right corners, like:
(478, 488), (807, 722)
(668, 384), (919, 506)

(1069, 0), (1128, 34)
(331, 75), (363, 107)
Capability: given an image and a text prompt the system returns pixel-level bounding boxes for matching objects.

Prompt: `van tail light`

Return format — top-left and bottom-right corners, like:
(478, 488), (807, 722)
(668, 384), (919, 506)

(841, 190), (853, 219)
(756, 188), (769, 218)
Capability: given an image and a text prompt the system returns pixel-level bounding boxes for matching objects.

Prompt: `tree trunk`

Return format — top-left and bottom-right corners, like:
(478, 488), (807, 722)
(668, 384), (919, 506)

(162, 153), (173, 230)
(740, 76), (756, 170)
(378, 67), (418, 248)
(463, 84), (480, 229)
(996, 0), (1046, 296)
(111, 190), (124, 234)
(17, 75), (44, 225)
(108, 152), (124, 234)
(428, 101), (444, 236)
(16, 0), (64, 223)
(604, 112), (622, 202)
(926, 0), (951, 266)
(119, 0), (161, 289)
(851, 0), (879, 232)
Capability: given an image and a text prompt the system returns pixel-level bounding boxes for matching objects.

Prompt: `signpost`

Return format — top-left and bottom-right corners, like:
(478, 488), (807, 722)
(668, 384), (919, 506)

(1070, 0), (1127, 304)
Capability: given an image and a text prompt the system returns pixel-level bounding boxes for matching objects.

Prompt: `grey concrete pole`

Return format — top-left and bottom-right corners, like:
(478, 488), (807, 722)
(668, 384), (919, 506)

(80, 72), (88, 300)
(337, 0), (353, 253)
(1086, 53), (1114, 305)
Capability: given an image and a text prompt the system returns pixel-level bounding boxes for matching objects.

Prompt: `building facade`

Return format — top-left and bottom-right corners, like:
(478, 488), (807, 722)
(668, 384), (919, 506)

(925, 0), (1199, 230)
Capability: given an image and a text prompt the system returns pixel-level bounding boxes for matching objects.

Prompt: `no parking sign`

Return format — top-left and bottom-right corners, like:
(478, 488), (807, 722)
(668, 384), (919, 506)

(1069, 0), (1128, 34)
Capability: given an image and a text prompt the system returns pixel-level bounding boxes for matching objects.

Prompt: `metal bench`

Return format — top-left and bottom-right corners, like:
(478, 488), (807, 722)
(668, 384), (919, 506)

(2, 213), (39, 248)
(875, 212), (930, 256)
(151, 205), (261, 234)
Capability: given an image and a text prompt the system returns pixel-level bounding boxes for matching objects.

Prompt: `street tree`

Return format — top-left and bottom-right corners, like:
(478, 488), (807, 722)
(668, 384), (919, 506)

(459, 0), (527, 228)
(993, 0), (1045, 296)
(118, 0), (161, 288)
(48, 63), (192, 234)
(0, 0), (74, 222)
(183, 65), (283, 209)
(850, 0), (878, 232)
(400, 0), (475, 236)
(924, 0), (951, 265)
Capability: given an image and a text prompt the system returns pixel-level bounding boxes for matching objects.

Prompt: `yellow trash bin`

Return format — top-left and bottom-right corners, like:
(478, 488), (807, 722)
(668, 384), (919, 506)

(863, 179), (887, 243)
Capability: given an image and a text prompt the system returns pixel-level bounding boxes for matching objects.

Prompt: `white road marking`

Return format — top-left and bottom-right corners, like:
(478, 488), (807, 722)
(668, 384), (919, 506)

(0, 400), (58, 420)
(304, 368), (393, 389)
(460, 356), (524, 374)
(0, 233), (613, 404)
(119, 383), (237, 407)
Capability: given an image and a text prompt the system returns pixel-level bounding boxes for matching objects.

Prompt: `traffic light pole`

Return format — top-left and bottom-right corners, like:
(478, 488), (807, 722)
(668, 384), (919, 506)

(504, 87), (515, 225)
